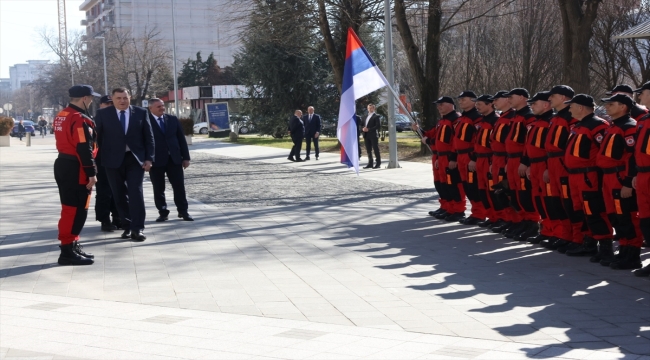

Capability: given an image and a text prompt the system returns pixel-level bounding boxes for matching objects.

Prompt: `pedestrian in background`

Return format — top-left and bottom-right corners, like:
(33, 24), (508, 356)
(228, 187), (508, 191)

(17, 120), (25, 141)
(288, 110), (304, 162)
(302, 106), (321, 160)
(38, 116), (48, 137)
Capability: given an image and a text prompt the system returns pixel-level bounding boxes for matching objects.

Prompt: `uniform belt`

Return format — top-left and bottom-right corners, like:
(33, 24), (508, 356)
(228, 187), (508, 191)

(529, 156), (548, 163)
(637, 166), (650, 173)
(507, 152), (523, 158)
(431, 150), (438, 155)
(457, 148), (473, 154)
(567, 167), (599, 174)
(547, 151), (564, 158)
(475, 153), (493, 158)
(437, 151), (454, 156)
(601, 166), (626, 174)
(57, 153), (77, 161)
(493, 151), (507, 157)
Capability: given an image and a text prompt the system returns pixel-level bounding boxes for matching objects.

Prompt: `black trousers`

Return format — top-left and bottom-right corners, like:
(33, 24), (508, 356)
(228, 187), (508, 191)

(54, 157), (91, 244)
(95, 165), (119, 223)
(364, 136), (381, 166)
(105, 152), (146, 231)
(289, 135), (303, 159)
(149, 158), (188, 216)
(305, 135), (319, 158)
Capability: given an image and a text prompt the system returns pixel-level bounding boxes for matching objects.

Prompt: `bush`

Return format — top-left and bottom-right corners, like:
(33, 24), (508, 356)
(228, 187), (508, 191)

(0, 117), (14, 136)
(179, 118), (194, 136)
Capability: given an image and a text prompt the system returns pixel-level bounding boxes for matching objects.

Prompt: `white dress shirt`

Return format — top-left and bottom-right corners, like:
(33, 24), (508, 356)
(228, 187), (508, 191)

(116, 107), (130, 151)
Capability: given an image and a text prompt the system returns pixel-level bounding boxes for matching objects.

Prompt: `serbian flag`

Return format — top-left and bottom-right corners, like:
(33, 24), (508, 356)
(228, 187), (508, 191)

(337, 28), (389, 174)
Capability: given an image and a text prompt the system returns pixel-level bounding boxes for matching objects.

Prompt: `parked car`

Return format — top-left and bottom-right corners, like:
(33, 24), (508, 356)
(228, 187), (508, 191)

(193, 122), (209, 134)
(10, 120), (35, 137)
(194, 118), (256, 135)
(394, 114), (413, 132)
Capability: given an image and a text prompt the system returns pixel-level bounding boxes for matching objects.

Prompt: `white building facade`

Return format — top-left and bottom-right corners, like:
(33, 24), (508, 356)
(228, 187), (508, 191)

(79, 0), (241, 67)
(8, 60), (50, 90)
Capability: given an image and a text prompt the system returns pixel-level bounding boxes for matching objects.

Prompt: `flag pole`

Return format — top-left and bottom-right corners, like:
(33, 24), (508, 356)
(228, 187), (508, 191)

(382, 81), (433, 155)
(384, 0), (399, 169)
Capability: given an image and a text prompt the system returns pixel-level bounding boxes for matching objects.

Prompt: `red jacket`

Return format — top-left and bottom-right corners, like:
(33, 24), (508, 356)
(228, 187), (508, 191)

(475, 111), (498, 158)
(635, 113), (650, 168)
(435, 111), (461, 161)
(453, 108), (482, 157)
(54, 104), (97, 182)
(505, 106), (536, 155)
(422, 128), (437, 154)
(521, 110), (553, 166)
(490, 109), (514, 156)
(565, 113), (609, 170)
(631, 104), (649, 122)
(596, 115), (636, 187)
(545, 107), (577, 159)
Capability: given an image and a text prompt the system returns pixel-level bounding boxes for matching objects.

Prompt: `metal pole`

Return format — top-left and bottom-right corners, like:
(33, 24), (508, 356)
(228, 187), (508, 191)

(102, 37), (108, 94)
(171, 0), (179, 116)
(385, 0), (398, 169)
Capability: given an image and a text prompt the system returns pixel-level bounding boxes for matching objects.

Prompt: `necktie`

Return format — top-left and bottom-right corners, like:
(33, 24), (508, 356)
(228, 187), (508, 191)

(120, 110), (126, 133)
(159, 117), (165, 133)
(309, 114), (312, 121)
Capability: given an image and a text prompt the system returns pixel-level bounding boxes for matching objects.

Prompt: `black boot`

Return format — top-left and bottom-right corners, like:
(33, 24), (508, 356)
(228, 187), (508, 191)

(504, 222), (527, 238)
(444, 212), (466, 222)
(73, 241), (94, 259)
(566, 237), (598, 257)
(591, 240), (613, 266)
(558, 241), (580, 254)
(633, 264), (650, 277)
(610, 246), (642, 270)
(429, 208), (445, 217)
(434, 211), (449, 219)
(58, 244), (93, 266)
(527, 234), (549, 244)
(491, 220), (511, 233)
(477, 219), (492, 227)
(515, 222), (539, 242)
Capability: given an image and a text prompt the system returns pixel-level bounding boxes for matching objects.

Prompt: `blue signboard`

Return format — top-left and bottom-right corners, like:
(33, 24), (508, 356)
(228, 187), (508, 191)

(205, 102), (229, 132)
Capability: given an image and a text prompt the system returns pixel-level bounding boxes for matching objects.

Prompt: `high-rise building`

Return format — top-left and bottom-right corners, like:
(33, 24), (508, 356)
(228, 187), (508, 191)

(8, 60), (50, 90)
(79, 0), (241, 67)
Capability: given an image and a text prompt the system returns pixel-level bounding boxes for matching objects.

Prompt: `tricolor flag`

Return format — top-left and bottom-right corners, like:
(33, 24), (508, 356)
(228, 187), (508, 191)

(337, 28), (390, 174)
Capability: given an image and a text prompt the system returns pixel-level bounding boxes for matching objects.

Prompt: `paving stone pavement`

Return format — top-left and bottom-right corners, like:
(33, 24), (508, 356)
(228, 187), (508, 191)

(1, 136), (650, 359)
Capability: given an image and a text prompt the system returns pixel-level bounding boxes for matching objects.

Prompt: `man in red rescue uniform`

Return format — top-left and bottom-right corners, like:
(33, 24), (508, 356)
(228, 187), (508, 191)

(605, 84), (649, 122)
(632, 81), (650, 276)
(540, 85), (581, 251)
(504, 88), (539, 239)
(489, 90), (518, 233)
(595, 94), (642, 270)
(454, 91), (486, 225)
(415, 114), (448, 218)
(522, 91), (554, 243)
(53, 85), (100, 266)
(563, 94), (611, 257)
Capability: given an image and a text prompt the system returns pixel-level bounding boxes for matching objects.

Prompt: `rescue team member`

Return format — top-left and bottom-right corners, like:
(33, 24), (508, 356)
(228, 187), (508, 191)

(504, 88), (539, 240)
(94, 95), (121, 232)
(522, 92), (554, 244)
(473, 95), (504, 227)
(605, 84), (649, 121)
(540, 85), (580, 250)
(415, 115), (447, 218)
(454, 91), (486, 225)
(432, 97), (466, 222)
(53, 85), (100, 266)
(563, 94), (611, 257)
(595, 94), (642, 269)
(632, 81), (650, 276)
(490, 91), (517, 233)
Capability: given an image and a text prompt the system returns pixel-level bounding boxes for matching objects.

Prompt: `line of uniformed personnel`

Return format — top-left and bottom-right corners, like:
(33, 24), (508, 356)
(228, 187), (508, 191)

(414, 83), (650, 277)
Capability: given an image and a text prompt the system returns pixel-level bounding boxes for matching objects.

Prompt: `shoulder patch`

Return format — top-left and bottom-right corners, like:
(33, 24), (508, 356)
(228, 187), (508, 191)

(626, 136), (635, 146)
(595, 134), (604, 143)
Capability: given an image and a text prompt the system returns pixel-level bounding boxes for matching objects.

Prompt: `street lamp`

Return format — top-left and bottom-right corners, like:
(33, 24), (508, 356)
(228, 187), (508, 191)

(94, 33), (109, 94)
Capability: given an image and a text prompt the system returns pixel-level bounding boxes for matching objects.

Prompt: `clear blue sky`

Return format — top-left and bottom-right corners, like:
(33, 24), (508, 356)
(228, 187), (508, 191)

(0, 0), (85, 78)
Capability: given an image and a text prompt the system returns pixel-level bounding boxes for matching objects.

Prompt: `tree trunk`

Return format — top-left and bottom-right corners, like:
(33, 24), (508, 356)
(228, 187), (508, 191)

(558, 0), (601, 94)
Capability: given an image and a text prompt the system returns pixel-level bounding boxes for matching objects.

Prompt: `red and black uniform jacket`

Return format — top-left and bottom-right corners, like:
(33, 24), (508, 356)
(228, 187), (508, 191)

(545, 107), (577, 161)
(505, 106), (536, 156)
(635, 113), (650, 170)
(565, 113), (609, 170)
(521, 110), (553, 166)
(453, 108), (482, 160)
(474, 111), (498, 160)
(596, 115), (637, 187)
(54, 104), (97, 184)
(435, 111), (461, 161)
(631, 104), (649, 122)
(490, 109), (514, 157)
(422, 127), (437, 154)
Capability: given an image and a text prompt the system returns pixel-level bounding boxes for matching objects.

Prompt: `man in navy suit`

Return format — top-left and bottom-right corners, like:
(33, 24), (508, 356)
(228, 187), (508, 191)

(287, 110), (304, 162)
(95, 87), (155, 241)
(147, 99), (193, 222)
(302, 106), (321, 160)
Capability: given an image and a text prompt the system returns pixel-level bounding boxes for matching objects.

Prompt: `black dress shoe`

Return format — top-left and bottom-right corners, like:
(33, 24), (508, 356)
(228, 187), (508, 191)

(156, 215), (168, 222)
(304, 157), (310, 161)
(363, 165), (373, 169)
(101, 221), (116, 232)
(296, 158), (304, 162)
(121, 229), (132, 239)
(316, 156), (319, 160)
(373, 164), (381, 169)
(288, 157), (296, 162)
(178, 213), (194, 221)
(131, 231), (146, 242)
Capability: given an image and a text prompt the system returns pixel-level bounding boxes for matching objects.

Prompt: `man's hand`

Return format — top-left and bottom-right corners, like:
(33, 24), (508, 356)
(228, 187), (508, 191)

(621, 186), (634, 198)
(421, 136), (428, 145)
(632, 176), (637, 189)
(182, 160), (190, 169)
(86, 176), (97, 190)
(411, 124), (419, 131)
(449, 161), (457, 170)
(468, 160), (476, 172)
(143, 160), (153, 172)
(518, 164), (528, 177)
(543, 169), (550, 184)
(362, 127), (369, 132)
(434, 160), (439, 170)
(314, 132), (319, 139)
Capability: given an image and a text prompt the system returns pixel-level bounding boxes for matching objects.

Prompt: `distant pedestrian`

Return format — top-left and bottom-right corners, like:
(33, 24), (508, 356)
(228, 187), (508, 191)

(287, 110), (304, 162)
(302, 106), (321, 160)
(17, 120), (25, 141)
(362, 104), (381, 169)
(38, 116), (48, 137)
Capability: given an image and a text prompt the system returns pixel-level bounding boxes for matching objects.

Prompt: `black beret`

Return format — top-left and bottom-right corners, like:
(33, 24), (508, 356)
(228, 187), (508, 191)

(492, 90), (509, 99)
(564, 94), (595, 107)
(506, 88), (530, 98)
(606, 84), (634, 96)
(549, 85), (574, 98)
(475, 94), (494, 103)
(601, 94), (634, 110)
(528, 91), (551, 103)
(69, 85), (100, 97)
(458, 91), (478, 99)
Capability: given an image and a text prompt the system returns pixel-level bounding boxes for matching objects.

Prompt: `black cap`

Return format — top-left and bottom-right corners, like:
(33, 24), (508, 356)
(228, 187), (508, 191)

(549, 85), (574, 98)
(99, 95), (112, 104)
(601, 94), (634, 110)
(492, 90), (509, 99)
(434, 96), (455, 105)
(475, 94), (494, 104)
(634, 81), (650, 93)
(564, 94), (595, 107)
(69, 85), (101, 97)
(606, 84), (634, 96)
(506, 88), (530, 98)
(528, 91), (551, 103)
(458, 91), (477, 99)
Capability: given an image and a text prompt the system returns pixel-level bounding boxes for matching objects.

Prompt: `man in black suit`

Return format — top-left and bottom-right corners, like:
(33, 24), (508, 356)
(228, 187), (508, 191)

(94, 95), (121, 232)
(362, 104), (381, 169)
(95, 87), (155, 241)
(302, 106), (321, 160)
(147, 99), (193, 222)
(287, 110), (304, 162)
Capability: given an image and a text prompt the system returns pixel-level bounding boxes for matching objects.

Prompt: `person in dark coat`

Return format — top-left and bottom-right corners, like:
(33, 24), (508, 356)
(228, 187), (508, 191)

(94, 95), (121, 231)
(287, 110), (305, 162)
(302, 106), (321, 160)
(17, 120), (25, 141)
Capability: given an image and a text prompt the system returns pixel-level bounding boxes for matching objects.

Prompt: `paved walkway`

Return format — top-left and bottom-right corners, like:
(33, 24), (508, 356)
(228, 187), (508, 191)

(1, 135), (649, 359)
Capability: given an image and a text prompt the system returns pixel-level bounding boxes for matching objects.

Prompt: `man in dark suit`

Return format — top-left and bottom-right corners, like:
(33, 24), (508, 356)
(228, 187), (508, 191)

(147, 99), (193, 222)
(94, 95), (121, 232)
(362, 104), (381, 169)
(95, 87), (155, 241)
(302, 106), (321, 160)
(287, 110), (304, 162)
